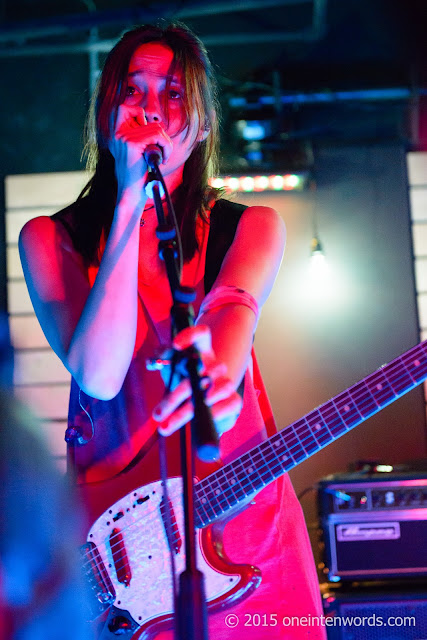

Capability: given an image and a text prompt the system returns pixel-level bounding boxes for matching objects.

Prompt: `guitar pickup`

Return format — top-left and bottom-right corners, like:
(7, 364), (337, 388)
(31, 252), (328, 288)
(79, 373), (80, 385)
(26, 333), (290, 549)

(160, 497), (182, 555)
(109, 528), (132, 587)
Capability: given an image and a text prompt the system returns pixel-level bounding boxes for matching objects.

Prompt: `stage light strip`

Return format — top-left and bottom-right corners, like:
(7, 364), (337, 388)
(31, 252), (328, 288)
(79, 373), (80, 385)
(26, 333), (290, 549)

(210, 173), (308, 192)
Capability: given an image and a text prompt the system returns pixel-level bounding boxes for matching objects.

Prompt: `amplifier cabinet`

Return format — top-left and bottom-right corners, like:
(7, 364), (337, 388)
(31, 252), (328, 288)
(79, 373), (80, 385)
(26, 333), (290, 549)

(323, 589), (427, 640)
(318, 473), (427, 582)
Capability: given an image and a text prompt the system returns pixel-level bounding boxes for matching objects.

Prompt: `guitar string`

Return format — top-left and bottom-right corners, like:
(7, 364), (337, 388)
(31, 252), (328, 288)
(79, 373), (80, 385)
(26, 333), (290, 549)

(82, 350), (427, 580)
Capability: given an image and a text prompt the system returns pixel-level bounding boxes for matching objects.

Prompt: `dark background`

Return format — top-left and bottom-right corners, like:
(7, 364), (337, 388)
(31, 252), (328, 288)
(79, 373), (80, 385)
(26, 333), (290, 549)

(1, 0), (427, 175)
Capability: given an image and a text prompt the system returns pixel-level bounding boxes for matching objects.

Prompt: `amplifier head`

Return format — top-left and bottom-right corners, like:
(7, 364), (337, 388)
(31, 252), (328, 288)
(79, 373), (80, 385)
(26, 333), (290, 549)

(317, 471), (427, 583)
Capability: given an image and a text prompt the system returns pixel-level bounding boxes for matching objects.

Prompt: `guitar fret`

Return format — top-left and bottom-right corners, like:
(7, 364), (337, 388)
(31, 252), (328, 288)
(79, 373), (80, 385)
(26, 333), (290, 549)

(347, 380), (378, 417)
(322, 400), (349, 437)
(227, 465), (247, 500)
(210, 470), (232, 509)
(334, 390), (362, 427)
(222, 467), (242, 504)
(366, 369), (396, 406)
(272, 428), (295, 464)
(306, 410), (333, 445)
(293, 419), (320, 455)
(194, 484), (215, 524)
(387, 357), (415, 393)
(272, 435), (294, 471)
(194, 484), (210, 519)
(202, 489), (219, 520)
(205, 479), (228, 516)
(194, 502), (208, 527)
(231, 458), (254, 496)
(262, 438), (289, 477)
(280, 426), (306, 463)
(240, 453), (265, 491)
(289, 424), (309, 460)
(259, 440), (283, 479)
(402, 344), (427, 382)
(222, 467), (242, 502)
(218, 469), (237, 507)
(251, 448), (275, 484)
(213, 477), (233, 510)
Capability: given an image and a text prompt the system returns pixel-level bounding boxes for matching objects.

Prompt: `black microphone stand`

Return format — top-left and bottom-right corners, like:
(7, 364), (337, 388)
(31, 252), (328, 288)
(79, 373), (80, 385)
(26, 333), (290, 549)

(146, 158), (219, 640)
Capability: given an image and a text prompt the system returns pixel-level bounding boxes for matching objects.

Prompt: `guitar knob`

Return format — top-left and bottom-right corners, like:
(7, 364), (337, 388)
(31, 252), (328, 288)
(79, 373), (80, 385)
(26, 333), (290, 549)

(107, 615), (134, 635)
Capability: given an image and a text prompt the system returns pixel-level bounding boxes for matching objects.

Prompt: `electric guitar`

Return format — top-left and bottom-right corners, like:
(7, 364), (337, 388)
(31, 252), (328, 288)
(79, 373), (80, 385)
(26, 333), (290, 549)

(80, 339), (427, 638)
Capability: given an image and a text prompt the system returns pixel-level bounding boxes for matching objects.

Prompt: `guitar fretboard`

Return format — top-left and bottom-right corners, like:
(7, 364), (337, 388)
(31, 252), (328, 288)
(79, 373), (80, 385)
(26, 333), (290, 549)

(194, 340), (427, 527)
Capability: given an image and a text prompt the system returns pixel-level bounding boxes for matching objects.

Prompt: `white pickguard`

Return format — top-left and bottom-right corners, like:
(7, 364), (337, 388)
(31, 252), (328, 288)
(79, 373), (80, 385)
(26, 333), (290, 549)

(86, 478), (240, 626)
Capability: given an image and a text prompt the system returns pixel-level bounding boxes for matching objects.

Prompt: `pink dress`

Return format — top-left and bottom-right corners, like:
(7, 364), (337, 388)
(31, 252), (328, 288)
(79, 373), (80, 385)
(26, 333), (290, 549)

(61, 204), (326, 640)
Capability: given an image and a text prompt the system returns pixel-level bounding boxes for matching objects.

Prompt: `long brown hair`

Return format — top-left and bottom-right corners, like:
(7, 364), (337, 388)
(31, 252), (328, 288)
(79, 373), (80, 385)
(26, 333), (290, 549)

(74, 22), (222, 265)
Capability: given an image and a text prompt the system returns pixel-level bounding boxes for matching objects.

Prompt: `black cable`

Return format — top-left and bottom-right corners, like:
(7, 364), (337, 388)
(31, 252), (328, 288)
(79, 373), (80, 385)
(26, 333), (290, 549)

(151, 164), (184, 277)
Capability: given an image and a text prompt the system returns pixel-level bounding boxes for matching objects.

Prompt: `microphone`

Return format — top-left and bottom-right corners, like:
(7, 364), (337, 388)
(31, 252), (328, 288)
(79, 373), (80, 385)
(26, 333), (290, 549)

(144, 144), (163, 168)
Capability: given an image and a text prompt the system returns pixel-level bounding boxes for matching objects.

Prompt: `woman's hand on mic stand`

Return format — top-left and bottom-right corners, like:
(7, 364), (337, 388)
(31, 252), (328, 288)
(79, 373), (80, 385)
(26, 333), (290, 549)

(152, 325), (243, 438)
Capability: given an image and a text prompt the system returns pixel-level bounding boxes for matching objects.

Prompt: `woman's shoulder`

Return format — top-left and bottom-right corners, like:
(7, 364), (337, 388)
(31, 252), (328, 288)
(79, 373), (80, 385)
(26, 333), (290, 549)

(213, 198), (284, 226)
(205, 200), (285, 294)
(213, 198), (285, 239)
(19, 202), (80, 255)
(239, 203), (286, 234)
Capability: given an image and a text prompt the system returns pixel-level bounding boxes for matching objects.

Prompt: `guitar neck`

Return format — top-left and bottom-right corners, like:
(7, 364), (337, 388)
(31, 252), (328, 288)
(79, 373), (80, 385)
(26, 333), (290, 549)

(194, 340), (427, 527)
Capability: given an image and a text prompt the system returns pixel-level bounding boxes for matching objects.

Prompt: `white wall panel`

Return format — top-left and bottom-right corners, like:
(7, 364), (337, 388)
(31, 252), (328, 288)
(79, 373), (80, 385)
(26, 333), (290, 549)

(417, 293), (427, 329)
(7, 246), (23, 279)
(14, 384), (70, 420)
(408, 152), (427, 421)
(8, 281), (34, 314)
(408, 151), (427, 186)
(14, 350), (70, 385)
(10, 316), (50, 349)
(412, 222), (427, 257)
(409, 187), (427, 222)
(38, 420), (68, 459)
(5, 171), (91, 467)
(415, 258), (427, 293)
(5, 171), (89, 208)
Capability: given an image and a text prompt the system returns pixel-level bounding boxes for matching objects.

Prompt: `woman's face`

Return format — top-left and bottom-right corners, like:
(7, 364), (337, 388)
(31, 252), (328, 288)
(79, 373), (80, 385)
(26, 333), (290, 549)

(122, 41), (203, 179)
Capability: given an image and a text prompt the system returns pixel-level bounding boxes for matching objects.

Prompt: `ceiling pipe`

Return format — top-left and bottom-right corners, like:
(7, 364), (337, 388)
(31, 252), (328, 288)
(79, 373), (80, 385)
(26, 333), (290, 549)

(228, 88), (427, 108)
(0, 28), (323, 58)
(0, 0), (325, 46)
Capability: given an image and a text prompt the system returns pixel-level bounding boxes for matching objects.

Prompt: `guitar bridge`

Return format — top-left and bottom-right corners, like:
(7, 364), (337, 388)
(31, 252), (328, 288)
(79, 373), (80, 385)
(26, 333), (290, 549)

(80, 541), (115, 619)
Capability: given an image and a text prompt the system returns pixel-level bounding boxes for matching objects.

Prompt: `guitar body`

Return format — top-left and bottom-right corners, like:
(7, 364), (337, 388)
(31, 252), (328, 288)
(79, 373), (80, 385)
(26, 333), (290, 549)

(79, 435), (262, 639)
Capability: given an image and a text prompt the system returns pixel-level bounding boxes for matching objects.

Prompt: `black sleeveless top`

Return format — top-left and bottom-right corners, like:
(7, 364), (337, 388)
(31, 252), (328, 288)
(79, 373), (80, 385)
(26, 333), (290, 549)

(54, 199), (247, 480)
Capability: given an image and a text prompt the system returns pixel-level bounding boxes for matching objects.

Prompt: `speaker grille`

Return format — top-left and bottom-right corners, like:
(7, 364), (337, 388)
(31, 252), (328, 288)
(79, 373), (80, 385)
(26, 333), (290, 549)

(325, 595), (427, 640)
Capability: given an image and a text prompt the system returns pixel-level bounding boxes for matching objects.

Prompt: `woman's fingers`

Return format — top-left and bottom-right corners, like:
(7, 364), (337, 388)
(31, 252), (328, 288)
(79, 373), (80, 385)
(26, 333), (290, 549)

(114, 104), (147, 129)
(153, 363), (227, 421)
(172, 324), (212, 354)
(152, 324), (243, 437)
(114, 115), (173, 163)
(157, 387), (243, 437)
